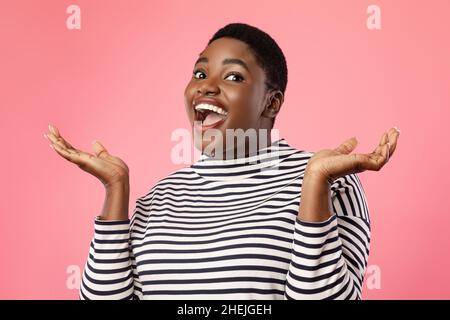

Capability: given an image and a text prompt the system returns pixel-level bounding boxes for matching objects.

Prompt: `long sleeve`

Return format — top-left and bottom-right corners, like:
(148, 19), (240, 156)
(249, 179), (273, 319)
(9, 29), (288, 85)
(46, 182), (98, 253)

(284, 173), (371, 300)
(79, 217), (143, 300)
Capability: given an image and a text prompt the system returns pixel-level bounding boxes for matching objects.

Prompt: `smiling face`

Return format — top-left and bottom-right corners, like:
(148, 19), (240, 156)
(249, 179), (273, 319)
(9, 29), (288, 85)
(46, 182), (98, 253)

(184, 37), (283, 158)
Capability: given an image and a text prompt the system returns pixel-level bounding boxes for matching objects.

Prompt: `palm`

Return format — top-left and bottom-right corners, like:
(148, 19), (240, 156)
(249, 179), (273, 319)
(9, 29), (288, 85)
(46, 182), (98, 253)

(45, 125), (129, 187)
(306, 127), (400, 183)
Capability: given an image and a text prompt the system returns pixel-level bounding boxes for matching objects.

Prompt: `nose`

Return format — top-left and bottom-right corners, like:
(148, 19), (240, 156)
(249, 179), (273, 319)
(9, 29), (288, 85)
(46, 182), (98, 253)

(196, 77), (220, 95)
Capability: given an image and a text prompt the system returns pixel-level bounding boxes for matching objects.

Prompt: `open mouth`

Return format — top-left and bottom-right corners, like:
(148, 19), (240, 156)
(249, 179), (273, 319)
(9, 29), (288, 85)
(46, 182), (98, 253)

(194, 103), (229, 130)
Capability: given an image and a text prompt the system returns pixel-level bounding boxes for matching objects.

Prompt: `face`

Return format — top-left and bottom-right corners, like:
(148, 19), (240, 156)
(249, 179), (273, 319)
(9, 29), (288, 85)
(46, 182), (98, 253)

(184, 37), (282, 158)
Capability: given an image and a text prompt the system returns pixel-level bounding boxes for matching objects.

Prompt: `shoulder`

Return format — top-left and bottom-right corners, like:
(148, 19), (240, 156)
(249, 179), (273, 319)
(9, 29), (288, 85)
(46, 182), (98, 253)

(276, 141), (315, 169)
(135, 166), (199, 203)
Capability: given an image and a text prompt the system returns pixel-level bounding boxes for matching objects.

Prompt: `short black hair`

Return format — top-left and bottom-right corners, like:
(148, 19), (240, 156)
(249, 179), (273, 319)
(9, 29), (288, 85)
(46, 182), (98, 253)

(207, 23), (288, 96)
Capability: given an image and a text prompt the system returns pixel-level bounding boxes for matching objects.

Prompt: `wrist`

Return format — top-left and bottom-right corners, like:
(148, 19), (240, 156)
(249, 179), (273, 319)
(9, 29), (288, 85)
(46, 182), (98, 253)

(299, 170), (333, 223)
(105, 180), (130, 194)
(303, 168), (330, 185)
(101, 182), (130, 221)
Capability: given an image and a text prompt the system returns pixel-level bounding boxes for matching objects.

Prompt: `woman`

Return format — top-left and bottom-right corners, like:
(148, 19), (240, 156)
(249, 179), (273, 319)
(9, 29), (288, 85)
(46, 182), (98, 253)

(45, 23), (400, 300)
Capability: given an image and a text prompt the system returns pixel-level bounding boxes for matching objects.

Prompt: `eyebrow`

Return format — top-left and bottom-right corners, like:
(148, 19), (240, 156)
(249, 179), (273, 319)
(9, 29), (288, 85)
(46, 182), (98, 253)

(194, 56), (250, 72)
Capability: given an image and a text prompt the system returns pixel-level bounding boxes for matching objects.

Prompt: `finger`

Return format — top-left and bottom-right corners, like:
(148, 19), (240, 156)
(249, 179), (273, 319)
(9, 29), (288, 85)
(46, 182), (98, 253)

(378, 127), (399, 158)
(382, 141), (390, 165)
(47, 124), (78, 150)
(45, 130), (78, 152)
(334, 137), (358, 154)
(355, 142), (390, 172)
(387, 128), (400, 157)
(45, 133), (68, 151)
(92, 140), (110, 159)
(48, 124), (61, 138)
(379, 131), (388, 146)
(44, 131), (88, 163)
(371, 130), (391, 157)
(51, 140), (99, 168)
(92, 142), (129, 172)
(376, 142), (390, 168)
(45, 132), (77, 154)
(50, 142), (81, 164)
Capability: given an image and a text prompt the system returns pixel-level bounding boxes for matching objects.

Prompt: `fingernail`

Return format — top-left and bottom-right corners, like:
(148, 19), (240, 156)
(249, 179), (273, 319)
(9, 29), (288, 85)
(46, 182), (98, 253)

(44, 133), (48, 140)
(48, 124), (54, 134)
(394, 126), (401, 133)
(49, 144), (54, 149)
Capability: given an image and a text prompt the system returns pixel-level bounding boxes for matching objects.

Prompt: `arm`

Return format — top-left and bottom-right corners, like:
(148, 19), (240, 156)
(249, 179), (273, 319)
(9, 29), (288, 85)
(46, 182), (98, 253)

(79, 218), (142, 300)
(284, 173), (371, 300)
(43, 125), (144, 299)
(284, 127), (399, 299)
(79, 185), (143, 300)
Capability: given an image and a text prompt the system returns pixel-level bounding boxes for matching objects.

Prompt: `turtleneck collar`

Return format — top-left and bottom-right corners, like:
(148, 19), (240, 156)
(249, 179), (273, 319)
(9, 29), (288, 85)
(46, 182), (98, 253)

(190, 138), (303, 181)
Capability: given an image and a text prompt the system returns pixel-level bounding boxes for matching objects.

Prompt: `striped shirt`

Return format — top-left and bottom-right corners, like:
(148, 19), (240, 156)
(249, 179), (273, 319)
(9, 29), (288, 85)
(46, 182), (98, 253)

(79, 138), (371, 300)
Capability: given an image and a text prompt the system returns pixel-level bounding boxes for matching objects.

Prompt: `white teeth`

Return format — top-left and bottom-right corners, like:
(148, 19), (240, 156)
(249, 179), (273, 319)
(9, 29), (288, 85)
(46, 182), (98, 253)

(194, 103), (228, 116)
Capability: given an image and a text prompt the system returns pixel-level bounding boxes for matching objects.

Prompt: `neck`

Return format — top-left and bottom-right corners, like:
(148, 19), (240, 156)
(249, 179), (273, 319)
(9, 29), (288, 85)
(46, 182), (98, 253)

(203, 130), (274, 160)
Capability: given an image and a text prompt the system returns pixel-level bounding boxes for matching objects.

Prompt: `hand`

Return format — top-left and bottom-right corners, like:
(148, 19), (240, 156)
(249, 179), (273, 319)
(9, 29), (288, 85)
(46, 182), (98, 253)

(305, 127), (401, 183)
(44, 124), (130, 189)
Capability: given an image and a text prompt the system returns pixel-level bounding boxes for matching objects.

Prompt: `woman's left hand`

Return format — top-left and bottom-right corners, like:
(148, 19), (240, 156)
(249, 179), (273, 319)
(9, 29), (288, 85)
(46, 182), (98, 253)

(305, 127), (401, 183)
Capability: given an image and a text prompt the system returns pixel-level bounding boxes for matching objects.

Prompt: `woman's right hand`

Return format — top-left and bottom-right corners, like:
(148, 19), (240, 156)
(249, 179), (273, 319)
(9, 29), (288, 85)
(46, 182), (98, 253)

(44, 124), (130, 189)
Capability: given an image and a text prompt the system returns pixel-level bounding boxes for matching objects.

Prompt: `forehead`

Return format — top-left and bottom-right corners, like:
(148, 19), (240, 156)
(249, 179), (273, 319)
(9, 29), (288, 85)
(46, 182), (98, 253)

(198, 37), (259, 69)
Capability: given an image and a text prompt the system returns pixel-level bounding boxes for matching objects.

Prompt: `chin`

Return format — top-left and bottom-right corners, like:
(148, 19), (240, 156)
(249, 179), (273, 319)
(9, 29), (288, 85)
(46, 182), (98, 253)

(192, 123), (231, 156)
(195, 136), (224, 157)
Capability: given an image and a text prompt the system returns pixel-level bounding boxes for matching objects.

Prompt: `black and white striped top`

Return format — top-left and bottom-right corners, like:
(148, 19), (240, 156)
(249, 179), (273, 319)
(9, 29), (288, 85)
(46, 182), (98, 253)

(79, 138), (371, 300)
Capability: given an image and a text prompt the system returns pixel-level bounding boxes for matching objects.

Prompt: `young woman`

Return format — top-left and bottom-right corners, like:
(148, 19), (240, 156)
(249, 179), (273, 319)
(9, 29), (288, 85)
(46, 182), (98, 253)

(45, 23), (400, 300)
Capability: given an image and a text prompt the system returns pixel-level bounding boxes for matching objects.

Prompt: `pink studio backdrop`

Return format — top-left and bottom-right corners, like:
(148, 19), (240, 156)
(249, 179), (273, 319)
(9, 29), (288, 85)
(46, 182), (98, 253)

(1, 0), (449, 299)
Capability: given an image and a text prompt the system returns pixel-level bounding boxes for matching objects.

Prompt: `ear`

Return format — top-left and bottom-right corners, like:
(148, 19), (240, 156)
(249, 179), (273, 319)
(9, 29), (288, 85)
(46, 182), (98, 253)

(261, 90), (284, 120)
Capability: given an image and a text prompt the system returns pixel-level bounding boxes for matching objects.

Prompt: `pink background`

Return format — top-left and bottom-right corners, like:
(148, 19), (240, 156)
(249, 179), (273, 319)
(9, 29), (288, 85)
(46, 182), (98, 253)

(1, 0), (449, 299)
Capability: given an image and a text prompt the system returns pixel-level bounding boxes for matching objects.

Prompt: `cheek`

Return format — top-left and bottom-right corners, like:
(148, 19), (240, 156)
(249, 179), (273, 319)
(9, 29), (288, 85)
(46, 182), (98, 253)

(228, 88), (261, 126)
(183, 84), (195, 117)
(232, 107), (253, 128)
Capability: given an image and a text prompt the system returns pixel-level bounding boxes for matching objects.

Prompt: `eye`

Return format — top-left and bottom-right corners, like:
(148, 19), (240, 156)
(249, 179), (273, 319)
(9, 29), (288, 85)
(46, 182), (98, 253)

(225, 72), (244, 82)
(193, 69), (206, 79)
(193, 69), (245, 82)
